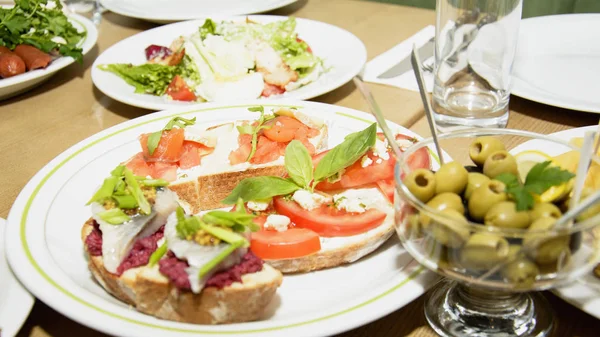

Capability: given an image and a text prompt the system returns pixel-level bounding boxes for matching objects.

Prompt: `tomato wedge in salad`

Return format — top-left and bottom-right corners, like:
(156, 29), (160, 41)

(250, 216), (321, 259)
(273, 197), (387, 237)
(166, 75), (197, 102)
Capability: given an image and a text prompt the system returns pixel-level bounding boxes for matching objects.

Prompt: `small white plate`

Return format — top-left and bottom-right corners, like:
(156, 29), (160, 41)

(91, 16), (367, 111)
(0, 218), (35, 337)
(0, 13), (98, 101)
(511, 14), (600, 113)
(100, 0), (298, 24)
(5, 100), (437, 337)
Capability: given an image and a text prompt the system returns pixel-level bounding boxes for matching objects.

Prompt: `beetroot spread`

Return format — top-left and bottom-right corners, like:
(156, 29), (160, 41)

(159, 251), (264, 290)
(84, 221), (165, 275)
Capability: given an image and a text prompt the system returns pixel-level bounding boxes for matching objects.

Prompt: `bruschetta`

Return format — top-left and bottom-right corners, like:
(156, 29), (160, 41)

(81, 165), (282, 324)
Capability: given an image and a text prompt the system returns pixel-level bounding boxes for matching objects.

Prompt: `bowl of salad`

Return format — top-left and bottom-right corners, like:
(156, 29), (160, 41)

(91, 16), (366, 110)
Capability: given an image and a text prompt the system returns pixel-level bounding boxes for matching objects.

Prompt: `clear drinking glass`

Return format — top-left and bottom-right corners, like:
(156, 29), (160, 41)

(433, 0), (523, 130)
(64, 0), (103, 25)
(394, 129), (600, 337)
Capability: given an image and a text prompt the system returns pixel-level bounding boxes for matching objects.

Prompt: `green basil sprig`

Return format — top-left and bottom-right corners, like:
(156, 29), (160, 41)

(285, 140), (313, 189)
(147, 116), (196, 155)
(222, 176), (301, 204)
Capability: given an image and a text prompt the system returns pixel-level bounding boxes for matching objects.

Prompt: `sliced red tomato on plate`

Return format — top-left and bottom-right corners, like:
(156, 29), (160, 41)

(125, 152), (153, 177)
(249, 215), (321, 259)
(395, 134), (431, 171)
(140, 128), (185, 163)
(273, 197), (387, 237)
(376, 179), (395, 203)
(166, 75), (197, 101)
(178, 141), (214, 169)
(261, 82), (285, 97)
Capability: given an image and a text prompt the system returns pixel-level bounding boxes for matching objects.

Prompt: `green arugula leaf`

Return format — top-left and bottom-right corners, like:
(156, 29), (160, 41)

(222, 176), (301, 204)
(313, 123), (377, 183)
(285, 140), (313, 189)
(146, 116), (196, 155)
(199, 18), (217, 40)
(148, 242), (168, 267)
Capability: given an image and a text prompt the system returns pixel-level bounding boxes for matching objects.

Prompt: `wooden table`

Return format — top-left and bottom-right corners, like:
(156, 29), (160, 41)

(1, 0), (599, 336)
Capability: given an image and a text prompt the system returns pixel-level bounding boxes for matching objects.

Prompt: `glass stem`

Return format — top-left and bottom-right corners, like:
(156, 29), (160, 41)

(453, 283), (528, 314)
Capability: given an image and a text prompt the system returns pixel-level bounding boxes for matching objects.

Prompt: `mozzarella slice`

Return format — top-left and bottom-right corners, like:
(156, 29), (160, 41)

(164, 213), (246, 293)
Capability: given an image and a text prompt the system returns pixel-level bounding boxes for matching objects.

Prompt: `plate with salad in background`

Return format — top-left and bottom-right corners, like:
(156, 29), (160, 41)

(100, 0), (298, 24)
(91, 16), (367, 111)
(0, 0), (98, 100)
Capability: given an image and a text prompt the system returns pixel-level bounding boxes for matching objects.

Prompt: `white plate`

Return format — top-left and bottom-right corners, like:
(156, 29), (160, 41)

(100, 0), (298, 24)
(0, 13), (98, 101)
(533, 125), (600, 320)
(5, 100), (437, 337)
(511, 14), (600, 113)
(0, 218), (35, 337)
(91, 16), (367, 111)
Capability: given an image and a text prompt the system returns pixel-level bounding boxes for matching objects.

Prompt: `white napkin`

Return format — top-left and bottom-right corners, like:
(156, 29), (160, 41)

(362, 25), (435, 93)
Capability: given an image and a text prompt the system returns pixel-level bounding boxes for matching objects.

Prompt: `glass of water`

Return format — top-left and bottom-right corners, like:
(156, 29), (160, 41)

(432, 0), (523, 130)
(64, 0), (103, 25)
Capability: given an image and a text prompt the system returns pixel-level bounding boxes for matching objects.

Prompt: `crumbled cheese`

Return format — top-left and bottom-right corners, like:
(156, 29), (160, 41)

(264, 215), (291, 232)
(372, 139), (390, 160)
(51, 36), (67, 45)
(333, 188), (387, 213)
(360, 155), (373, 168)
(396, 138), (415, 151)
(247, 200), (269, 212)
(376, 158), (383, 164)
(292, 189), (330, 211)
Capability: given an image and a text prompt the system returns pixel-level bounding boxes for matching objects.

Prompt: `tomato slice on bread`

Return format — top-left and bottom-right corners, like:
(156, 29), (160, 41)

(249, 216), (321, 259)
(273, 197), (387, 237)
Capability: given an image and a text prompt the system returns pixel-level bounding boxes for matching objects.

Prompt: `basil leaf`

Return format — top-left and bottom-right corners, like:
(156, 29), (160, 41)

(97, 208), (131, 225)
(222, 176), (301, 204)
(285, 140), (313, 189)
(148, 242), (168, 267)
(314, 123), (377, 183)
(146, 131), (163, 156)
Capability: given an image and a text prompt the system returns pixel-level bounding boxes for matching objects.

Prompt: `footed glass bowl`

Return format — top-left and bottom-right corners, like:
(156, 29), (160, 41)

(393, 128), (600, 337)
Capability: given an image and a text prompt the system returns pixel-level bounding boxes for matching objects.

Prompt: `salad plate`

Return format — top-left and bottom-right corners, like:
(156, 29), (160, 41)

(511, 14), (600, 113)
(5, 100), (437, 337)
(91, 16), (367, 111)
(0, 218), (35, 337)
(0, 9), (98, 100)
(100, 0), (298, 24)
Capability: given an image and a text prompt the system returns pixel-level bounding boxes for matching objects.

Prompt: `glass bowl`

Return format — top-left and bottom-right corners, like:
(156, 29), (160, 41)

(393, 128), (600, 337)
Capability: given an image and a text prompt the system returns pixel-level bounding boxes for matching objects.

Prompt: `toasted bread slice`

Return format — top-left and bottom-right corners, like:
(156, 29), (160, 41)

(170, 120), (328, 213)
(81, 219), (283, 324)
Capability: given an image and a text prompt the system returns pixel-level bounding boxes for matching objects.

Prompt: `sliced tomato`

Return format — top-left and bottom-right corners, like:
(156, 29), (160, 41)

(263, 116), (304, 143)
(150, 162), (178, 182)
(261, 82), (285, 97)
(273, 197), (387, 237)
(166, 75), (197, 102)
(125, 152), (153, 177)
(296, 36), (312, 53)
(251, 214), (321, 259)
(377, 179), (395, 203)
(178, 141), (214, 169)
(396, 134), (431, 172)
(315, 149), (395, 191)
(140, 128), (185, 163)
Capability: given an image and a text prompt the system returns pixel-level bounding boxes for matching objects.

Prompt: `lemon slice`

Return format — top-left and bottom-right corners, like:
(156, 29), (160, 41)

(514, 150), (553, 182)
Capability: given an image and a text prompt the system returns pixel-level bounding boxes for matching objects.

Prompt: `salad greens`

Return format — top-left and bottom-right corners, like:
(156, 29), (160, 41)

(0, 0), (86, 62)
(98, 60), (199, 96)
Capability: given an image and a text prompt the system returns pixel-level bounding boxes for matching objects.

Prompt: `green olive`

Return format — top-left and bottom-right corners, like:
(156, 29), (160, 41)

(460, 232), (510, 270)
(530, 202), (562, 222)
(507, 244), (523, 259)
(469, 136), (506, 166)
(434, 162), (469, 195)
(577, 187), (600, 222)
(467, 180), (507, 221)
(421, 192), (465, 228)
(484, 201), (531, 229)
(404, 168), (436, 203)
(523, 217), (570, 265)
(429, 209), (470, 248)
(464, 172), (490, 200)
(483, 150), (518, 179)
(501, 257), (540, 286)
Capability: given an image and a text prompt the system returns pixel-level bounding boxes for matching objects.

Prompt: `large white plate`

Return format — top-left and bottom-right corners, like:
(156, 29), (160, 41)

(0, 218), (35, 337)
(100, 0), (298, 24)
(511, 14), (600, 113)
(536, 126), (600, 320)
(91, 16), (367, 111)
(0, 13), (98, 101)
(5, 101), (437, 337)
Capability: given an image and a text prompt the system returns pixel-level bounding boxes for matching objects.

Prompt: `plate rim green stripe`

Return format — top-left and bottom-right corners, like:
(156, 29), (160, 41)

(19, 103), (422, 334)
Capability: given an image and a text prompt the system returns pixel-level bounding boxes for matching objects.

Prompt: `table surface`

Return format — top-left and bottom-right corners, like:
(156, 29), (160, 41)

(1, 0), (600, 336)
